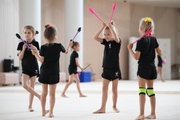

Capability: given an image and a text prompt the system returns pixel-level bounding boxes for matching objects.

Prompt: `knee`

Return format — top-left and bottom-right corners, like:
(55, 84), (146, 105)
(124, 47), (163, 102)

(112, 88), (117, 94)
(49, 93), (55, 98)
(42, 92), (48, 97)
(102, 86), (108, 93)
(139, 87), (146, 95)
(22, 83), (28, 89)
(146, 88), (155, 97)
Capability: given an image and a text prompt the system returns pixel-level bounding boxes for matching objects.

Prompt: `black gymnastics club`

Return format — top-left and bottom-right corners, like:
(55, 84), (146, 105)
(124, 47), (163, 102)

(15, 33), (31, 50)
(71, 27), (81, 41)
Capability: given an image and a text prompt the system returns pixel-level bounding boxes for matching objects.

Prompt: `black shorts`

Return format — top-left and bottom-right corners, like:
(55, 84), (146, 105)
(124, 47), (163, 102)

(68, 67), (77, 75)
(38, 74), (59, 84)
(101, 68), (121, 81)
(22, 69), (39, 78)
(137, 68), (157, 80)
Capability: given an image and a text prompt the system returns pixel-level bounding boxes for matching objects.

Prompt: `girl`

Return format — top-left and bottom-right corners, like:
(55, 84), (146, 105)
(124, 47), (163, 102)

(127, 17), (162, 119)
(61, 41), (86, 97)
(31, 24), (72, 118)
(17, 25), (40, 112)
(157, 55), (165, 82)
(93, 22), (121, 114)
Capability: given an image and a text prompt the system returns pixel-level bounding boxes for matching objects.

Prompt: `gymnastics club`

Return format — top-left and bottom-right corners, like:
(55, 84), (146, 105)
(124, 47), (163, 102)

(110, 2), (117, 22)
(78, 64), (91, 76)
(71, 27), (81, 41)
(132, 29), (152, 44)
(15, 33), (31, 50)
(89, 8), (105, 23)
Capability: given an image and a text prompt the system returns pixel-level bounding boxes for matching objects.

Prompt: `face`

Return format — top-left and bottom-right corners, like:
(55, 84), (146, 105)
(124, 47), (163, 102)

(74, 44), (80, 51)
(24, 29), (34, 41)
(139, 27), (143, 35)
(104, 29), (112, 41)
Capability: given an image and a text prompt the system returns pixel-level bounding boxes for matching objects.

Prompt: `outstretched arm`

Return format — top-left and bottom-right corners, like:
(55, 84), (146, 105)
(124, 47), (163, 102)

(31, 44), (44, 63)
(93, 22), (106, 43)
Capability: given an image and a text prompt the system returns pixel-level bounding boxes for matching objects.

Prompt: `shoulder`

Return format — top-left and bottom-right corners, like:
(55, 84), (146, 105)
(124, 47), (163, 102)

(18, 42), (24, 45)
(101, 39), (107, 45)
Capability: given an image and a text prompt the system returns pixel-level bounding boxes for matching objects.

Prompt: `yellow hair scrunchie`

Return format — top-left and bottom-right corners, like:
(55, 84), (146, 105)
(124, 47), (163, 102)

(144, 17), (151, 24)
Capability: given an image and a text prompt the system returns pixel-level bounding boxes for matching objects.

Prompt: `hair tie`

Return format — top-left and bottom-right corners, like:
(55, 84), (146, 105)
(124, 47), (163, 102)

(144, 17), (151, 25)
(46, 24), (51, 28)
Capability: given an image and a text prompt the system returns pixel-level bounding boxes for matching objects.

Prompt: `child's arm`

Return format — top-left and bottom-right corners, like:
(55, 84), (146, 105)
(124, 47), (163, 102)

(127, 43), (141, 60)
(18, 44), (26, 60)
(31, 45), (44, 63)
(75, 58), (83, 71)
(156, 47), (162, 56)
(108, 23), (120, 43)
(64, 41), (73, 54)
(93, 22), (106, 43)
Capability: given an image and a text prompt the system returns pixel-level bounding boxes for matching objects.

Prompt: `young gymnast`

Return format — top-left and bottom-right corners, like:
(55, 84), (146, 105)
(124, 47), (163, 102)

(93, 22), (121, 114)
(31, 24), (72, 117)
(127, 17), (162, 119)
(17, 25), (40, 112)
(157, 55), (165, 82)
(61, 41), (86, 97)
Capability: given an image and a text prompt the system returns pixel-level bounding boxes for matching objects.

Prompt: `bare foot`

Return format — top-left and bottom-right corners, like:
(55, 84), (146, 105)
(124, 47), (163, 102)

(28, 108), (34, 112)
(145, 114), (156, 119)
(135, 115), (144, 120)
(80, 94), (87, 97)
(93, 109), (105, 114)
(61, 94), (68, 98)
(42, 110), (49, 117)
(113, 107), (120, 113)
(49, 113), (54, 118)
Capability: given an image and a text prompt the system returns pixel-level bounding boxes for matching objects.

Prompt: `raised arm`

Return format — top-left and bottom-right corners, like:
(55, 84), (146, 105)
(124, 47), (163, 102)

(64, 41), (73, 54)
(93, 22), (106, 43)
(108, 23), (120, 43)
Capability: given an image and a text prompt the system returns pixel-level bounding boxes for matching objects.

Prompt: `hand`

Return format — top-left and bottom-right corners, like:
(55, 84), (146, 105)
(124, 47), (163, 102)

(108, 23), (112, 28)
(22, 44), (27, 51)
(69, 41), (73, 47)
(102, 22), (106, 28)
(127, 43), (133, 49)
(81, 68), (84, 71)
(30, 44), (38, 55)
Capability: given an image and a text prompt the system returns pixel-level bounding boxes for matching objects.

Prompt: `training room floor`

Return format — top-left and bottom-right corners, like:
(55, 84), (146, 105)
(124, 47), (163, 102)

(0, 80), (180, 120)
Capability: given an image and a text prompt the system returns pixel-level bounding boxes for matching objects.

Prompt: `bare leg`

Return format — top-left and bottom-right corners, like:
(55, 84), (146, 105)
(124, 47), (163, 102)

(28, 76), (36, 112)
(112, 79), (119, 113)
(136, 76), (146, 119)
(41, 84), (48, 116)
(21, 74), (40, 99)
(49, 84), (57, 118)
(145, 80), (156, 119)
(93, 79), (110, 114)
(61, 75), (73, 97)
(74, 74), (86, 97)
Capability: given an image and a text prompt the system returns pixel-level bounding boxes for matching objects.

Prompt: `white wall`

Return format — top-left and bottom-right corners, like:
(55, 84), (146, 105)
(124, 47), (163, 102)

(0, 0), (19, 71)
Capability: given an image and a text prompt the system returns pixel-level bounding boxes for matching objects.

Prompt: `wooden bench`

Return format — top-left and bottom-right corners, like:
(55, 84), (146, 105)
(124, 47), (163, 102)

(0, 73), (19, 86)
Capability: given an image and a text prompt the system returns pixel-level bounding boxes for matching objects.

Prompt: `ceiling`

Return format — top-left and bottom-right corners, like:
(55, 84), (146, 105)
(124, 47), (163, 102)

(116, 0), (180, 8)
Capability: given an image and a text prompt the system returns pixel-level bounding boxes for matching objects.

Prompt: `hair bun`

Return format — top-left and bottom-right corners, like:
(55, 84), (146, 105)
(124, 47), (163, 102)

(35, 31), (39, 34)
(45, 24), (51, 29)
